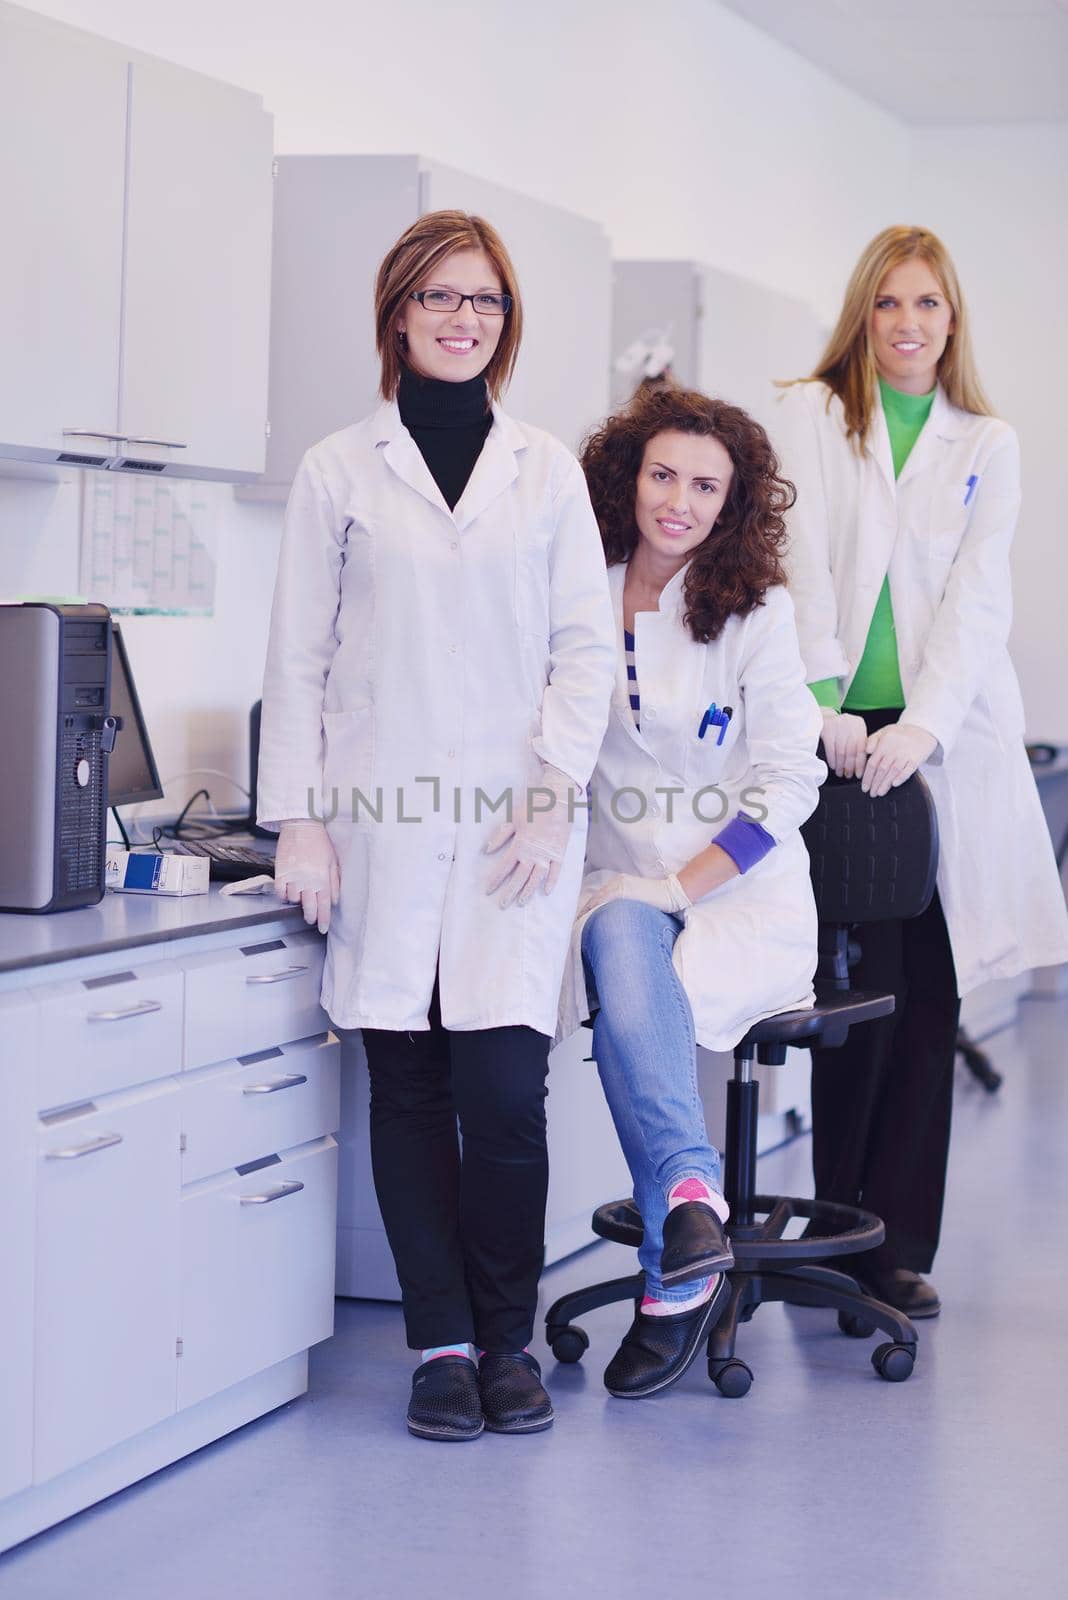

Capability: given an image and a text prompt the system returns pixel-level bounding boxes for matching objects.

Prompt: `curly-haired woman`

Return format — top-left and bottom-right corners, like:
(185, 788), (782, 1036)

(557, 386), (825, 1398)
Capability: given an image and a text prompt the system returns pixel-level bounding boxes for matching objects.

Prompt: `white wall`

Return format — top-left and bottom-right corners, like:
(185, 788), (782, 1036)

(910, 122), (1068, 742)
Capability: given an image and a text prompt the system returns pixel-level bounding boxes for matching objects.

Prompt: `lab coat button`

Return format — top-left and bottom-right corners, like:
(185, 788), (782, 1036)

(449, 541), (459, 552)
(645, 708), (656, 721)
(448, 644), (457, 655)
(437, 852), (447, 862)
(650, 803), (660, 818)
(447, 749), (456, 759)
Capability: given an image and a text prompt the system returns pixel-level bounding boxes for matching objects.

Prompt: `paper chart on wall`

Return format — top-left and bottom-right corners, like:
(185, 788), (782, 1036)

(78, 474), (217, 616)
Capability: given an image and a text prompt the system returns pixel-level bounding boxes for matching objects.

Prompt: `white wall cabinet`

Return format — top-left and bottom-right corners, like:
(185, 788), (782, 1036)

(0, 2), (273, 482)
(247, 153), (611, 497)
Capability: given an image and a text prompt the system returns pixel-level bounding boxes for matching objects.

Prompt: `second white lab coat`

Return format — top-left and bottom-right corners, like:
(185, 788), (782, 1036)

(775, 379), (1068, 997)
(557, 563), (826, 1052)
(257, 400), (615, 1035)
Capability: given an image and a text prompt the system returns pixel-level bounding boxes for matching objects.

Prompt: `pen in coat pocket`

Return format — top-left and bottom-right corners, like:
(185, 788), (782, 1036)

(964, 474), (979, 506)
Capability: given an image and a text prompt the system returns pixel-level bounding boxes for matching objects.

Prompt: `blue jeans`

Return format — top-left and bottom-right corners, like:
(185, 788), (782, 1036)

(581, 899), (724, 1300)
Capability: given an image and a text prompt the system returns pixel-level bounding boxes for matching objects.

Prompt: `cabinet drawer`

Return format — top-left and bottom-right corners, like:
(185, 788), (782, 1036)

(178, 1136), (337, 1410)
(34, 960), (184, 1110)
(181, 931), (327, 1068)
(180, 1034), (339, 1185)
(35, 1080), (180, 1483)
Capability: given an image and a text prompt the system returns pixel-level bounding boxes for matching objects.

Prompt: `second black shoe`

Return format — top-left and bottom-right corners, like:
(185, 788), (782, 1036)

(478, 1351), (554, 1434)
(407, 1355), (484, 1442)
(604, 1276), (730, 1399)
(660, 1199), (734, 1286)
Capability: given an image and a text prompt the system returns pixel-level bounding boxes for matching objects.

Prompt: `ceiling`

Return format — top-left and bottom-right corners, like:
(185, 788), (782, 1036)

(718, 0), (1068, 123)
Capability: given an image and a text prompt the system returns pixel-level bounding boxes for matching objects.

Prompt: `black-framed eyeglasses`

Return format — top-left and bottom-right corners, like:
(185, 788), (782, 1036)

(410, 290), (512, 316)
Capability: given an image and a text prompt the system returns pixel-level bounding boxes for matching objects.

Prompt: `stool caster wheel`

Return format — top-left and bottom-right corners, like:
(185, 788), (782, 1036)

(838, 1309), (876, 1339)
(871, 1342), (915, 1382)
(549, 1325), (589, 1364)
(708, 1357), (753, 1398)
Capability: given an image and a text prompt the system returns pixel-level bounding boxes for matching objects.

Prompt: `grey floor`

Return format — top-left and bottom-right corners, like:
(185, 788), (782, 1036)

(3, 995), (1067, 1600)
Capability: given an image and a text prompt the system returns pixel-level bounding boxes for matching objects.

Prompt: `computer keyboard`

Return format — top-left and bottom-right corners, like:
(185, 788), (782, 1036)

(172, 835), (277, 882)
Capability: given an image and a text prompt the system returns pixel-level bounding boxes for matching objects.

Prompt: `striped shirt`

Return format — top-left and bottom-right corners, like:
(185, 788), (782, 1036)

(624, 628), (641, 726)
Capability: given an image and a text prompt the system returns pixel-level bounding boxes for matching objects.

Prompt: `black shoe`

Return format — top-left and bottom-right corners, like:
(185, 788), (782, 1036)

(477, 1352), (554, 1434)
(856, 1267), (942, 1319)
(604, 1277), (730, 1399)
(407, 1356), (484, 1441)
(660, 1200), (734, 1286)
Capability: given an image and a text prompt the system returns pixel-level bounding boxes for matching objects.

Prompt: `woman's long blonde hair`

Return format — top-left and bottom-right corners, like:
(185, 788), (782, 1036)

(797, 225), (993, 446)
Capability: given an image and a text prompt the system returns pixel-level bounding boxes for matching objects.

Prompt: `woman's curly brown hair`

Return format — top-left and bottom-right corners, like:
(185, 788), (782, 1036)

(580, 385), (796, 643)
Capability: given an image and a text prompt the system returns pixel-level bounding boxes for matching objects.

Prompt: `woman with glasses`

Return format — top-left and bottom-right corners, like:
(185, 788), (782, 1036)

(777, 225), (1068, 1317)
(557, 385), (824, 1398)
(257, 211), (614, 1441)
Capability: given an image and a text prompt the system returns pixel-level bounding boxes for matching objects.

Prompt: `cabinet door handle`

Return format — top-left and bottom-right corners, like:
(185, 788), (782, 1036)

(62, 428), (128, 442)
(240, 1180), (305, 1206)
(45, 1132), (123, 1161)
(245, 965), (309, 986)
(242, 1073), (308, 1096)
(87, 1000), (164, 1023)
(123, 435), (188, 450)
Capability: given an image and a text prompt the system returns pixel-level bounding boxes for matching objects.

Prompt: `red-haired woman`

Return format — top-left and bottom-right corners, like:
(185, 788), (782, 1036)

(557, 386), (825, 1398)
(257, 212), (614, 1440)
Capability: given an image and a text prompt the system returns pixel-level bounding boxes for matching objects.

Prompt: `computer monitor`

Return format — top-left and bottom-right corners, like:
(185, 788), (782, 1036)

(107, 623), (164, 808)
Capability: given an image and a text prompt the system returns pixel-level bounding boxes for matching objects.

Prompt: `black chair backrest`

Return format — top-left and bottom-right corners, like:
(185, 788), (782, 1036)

(801, 774), (939, 927)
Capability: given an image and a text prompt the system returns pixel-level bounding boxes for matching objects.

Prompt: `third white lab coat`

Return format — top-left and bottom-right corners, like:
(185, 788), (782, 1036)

(775, 379), (1068, 996)
(257, 401), (615, 1036)
(557, 562), (825, 1051)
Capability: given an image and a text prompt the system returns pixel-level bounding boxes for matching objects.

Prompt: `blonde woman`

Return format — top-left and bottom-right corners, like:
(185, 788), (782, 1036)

(257, 212), (614, 1440)
(777, 225), (1068, 1317)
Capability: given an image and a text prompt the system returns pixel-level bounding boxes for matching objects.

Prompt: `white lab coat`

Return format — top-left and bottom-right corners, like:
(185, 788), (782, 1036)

(557, 562), (826, 1052)
(257, 400), (615, 1035)
(775, 379), (1068, 997)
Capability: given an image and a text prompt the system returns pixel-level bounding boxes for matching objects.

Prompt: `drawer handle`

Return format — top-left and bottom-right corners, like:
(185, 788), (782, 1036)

(87, 1000), (164, 1023)
(245, 965), (309, 986)
(240, 1180), (305, 1206)
(45, 1132), (123, 1161)
(62, 427), (128, 442)
(123, 435), (188, 450)
(243, 1073), (309, 1096)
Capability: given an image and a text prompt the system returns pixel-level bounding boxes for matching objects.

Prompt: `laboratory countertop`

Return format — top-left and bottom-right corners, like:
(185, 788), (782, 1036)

(0, 885), (305, 976)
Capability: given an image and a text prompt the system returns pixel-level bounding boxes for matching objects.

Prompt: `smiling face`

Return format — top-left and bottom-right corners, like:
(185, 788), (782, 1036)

(395, 247), (504, 384)
(633, 430), (734, 570)
(870, 256), (956, 395)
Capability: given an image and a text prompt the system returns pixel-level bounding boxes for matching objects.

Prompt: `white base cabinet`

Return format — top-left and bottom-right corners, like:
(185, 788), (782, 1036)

(0, 910), (337, 1554)
(34, 1081), (181, 1483)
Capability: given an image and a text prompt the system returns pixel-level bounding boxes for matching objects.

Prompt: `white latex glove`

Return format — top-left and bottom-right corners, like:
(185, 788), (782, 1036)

(861, 723), (938, 798)
(483, 764), (578, 909)
(819, 708), (870, 780)
(273, 820), (340, 934)
(579, 872), (692, 921)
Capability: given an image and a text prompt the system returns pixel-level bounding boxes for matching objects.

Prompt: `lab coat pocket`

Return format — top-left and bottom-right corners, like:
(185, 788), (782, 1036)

(925, 487), (970, 563)
(513, 526), (552, 641)
(683, 710), (739, 792)
(321, 708), (375, 823)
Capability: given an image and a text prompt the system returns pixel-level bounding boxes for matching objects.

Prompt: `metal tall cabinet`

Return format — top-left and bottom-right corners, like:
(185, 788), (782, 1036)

(611, 259), (827, 437)
(252, 153), (613, 496)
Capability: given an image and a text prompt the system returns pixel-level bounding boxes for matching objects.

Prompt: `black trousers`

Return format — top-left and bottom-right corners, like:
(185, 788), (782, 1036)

(361, 980), (551, 1353)
(811, 707), (961, 1276)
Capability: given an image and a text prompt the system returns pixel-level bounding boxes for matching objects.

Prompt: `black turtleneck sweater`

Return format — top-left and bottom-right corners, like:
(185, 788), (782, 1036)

(397, 365), (492, 511)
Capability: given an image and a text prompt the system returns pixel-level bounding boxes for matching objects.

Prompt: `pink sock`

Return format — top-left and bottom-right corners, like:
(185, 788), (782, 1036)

(641, 1275), (718, 1318)
(667, 1176), (730, 1224)
(420, 1343), (471, 1364)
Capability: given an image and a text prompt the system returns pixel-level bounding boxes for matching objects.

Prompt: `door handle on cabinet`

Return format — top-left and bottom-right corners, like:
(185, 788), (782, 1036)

(123, 436), (188, 449)
(62, 428), (128, 442)
(45, 1132), (124, 1161)
(87, 1000), (164, 1022)
(242, 1074), (308, 1095)
(239, 1180), (305, 1205)
(245, 966), (309, 986)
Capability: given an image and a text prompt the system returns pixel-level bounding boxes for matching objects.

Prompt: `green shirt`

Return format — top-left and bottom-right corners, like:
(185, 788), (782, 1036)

(809, 377), (936, 712)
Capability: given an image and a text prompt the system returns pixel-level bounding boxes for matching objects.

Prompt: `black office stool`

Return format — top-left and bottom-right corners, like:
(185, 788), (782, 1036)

(546, 775), (939, 1396)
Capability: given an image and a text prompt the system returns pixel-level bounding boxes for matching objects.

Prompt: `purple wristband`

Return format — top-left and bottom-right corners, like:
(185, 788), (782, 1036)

(713, 817), (776, 875)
